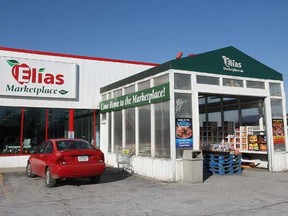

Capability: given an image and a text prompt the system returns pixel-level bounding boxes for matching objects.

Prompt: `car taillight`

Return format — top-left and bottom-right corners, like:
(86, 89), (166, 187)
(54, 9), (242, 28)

(57, 155), (67, 165)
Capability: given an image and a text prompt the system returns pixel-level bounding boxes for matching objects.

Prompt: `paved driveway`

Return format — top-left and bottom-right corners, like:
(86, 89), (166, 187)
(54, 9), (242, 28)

(1, 167), (288, 216)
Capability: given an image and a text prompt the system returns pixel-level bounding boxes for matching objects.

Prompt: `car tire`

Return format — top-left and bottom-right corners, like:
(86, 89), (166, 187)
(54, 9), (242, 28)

(45, 168), (57, 187)
(89, 175), (101, 184)
(26, 162), (36, 178)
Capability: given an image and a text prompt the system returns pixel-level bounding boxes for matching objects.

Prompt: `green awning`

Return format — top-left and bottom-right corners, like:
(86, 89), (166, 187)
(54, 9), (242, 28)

(101, 46), (283, 93)
(171, 46), (282, 80)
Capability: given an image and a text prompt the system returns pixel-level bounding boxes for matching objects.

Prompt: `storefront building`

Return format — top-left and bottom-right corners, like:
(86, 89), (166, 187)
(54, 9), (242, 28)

(100, 46), (288, 181)
(1, 46), (287, 181)
(0, 47), (156, 167)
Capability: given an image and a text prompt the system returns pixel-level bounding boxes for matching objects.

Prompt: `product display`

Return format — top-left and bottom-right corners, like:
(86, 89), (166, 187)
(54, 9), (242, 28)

(228, 126), (267, 152)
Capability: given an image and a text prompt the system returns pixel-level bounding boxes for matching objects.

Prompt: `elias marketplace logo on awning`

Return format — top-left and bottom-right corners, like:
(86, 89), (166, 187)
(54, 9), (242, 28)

(222, 56), (244, 73)
(5, 59), (69, 96)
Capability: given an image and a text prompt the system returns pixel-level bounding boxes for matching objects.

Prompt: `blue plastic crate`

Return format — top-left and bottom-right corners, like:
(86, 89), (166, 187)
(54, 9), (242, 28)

(206, 153), (242, 175)
(209, 164), (242, 175)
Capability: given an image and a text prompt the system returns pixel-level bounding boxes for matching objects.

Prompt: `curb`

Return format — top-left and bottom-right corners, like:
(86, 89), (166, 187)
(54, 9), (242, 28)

(0, 167), (26, 174)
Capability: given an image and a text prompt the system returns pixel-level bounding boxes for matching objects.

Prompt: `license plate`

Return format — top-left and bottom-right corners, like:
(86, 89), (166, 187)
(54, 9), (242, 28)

(78, 156), (89, 162)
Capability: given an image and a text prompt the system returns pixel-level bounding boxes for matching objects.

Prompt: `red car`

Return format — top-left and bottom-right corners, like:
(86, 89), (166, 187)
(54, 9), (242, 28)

(26, 138), (106, 187)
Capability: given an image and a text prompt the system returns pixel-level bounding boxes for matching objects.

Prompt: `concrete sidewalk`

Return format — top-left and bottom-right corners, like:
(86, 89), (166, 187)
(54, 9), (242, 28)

(1, 166), (288, 215)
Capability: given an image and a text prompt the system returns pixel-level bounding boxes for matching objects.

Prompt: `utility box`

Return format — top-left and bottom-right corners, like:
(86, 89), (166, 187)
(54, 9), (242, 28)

(183, 150), (203, 183)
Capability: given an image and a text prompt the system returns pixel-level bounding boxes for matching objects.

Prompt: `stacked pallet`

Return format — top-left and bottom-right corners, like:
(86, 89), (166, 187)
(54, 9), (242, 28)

(207, 154), (242, 175)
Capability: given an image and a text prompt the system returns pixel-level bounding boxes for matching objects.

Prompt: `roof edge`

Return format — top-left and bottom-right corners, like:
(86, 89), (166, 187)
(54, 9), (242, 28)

(0, 46), (158, 66)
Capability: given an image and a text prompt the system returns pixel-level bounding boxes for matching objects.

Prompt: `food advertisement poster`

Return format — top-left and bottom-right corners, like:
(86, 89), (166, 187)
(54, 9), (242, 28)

(175, 118), (193, 148)
(272, 119), (285, 144)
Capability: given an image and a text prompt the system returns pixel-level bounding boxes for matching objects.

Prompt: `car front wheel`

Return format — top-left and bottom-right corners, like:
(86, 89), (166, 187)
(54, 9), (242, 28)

(45, 168), (57, 187)
(26, 162), (36, 178)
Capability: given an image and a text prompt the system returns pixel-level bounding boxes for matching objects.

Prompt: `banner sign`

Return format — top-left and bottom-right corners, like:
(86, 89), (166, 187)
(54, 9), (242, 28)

(0, 57), (77, 99)
(100, 83), (170, 113)
(175, 118), (193, 148)
(272, 119), (285, 145)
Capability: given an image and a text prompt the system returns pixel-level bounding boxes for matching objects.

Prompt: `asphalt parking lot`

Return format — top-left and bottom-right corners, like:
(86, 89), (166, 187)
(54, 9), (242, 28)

(1, 167), (288, 216)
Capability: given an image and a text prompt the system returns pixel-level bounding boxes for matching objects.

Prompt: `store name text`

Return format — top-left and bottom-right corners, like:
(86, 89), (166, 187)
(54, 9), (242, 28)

(222, 56), (243, 73)
(4, 59), (69, 96)
(5, 85), (68, 96)
(7, 59), (64, 85)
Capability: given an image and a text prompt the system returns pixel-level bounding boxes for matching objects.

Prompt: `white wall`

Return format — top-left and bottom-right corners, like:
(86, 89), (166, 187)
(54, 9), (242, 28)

(105, 152), (182, 181)
(0, 155), (29, 168)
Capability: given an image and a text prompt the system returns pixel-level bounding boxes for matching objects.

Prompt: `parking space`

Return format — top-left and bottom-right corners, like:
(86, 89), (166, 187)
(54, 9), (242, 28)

(1, 167), (288, 216)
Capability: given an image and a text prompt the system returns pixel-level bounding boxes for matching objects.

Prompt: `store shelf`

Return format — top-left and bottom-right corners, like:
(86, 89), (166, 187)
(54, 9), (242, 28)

(241, 158), (268, 165)
(253, 130), (266, 135)
(240, 150), (267, 154)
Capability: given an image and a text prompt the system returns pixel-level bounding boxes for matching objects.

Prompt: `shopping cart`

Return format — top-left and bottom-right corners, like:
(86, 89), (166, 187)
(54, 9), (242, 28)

(115, 147), (134, 174)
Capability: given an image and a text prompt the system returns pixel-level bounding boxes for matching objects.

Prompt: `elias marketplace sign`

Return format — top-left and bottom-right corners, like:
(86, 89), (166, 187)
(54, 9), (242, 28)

(0, 57), (77, 99)
(100, 83), (170, 113)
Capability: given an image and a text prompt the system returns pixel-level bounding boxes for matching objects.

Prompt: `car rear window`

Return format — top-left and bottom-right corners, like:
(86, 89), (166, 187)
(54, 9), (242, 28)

(56, 140), (94, 151)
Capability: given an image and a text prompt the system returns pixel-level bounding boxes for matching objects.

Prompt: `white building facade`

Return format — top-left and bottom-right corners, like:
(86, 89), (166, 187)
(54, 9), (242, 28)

(0, 47), (155, 168)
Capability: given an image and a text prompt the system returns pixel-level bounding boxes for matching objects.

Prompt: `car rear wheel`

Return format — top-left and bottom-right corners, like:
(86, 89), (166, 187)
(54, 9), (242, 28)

(26, 162), (36, 178)
(89, 175), (101, 184)
(45, 168), (57, 187)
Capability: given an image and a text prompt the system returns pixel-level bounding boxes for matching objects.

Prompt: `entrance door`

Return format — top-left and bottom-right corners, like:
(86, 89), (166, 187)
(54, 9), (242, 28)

(198, 94), (268, 168)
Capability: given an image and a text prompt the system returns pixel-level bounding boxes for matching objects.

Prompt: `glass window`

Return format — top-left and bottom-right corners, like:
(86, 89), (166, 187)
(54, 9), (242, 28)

(174, 74), (191, 90)
(101, 94), (106, 101)
(139, 105), (151, 156)
(113, 89), (122, 98)
(44, 142), (53, 153)
(101, 113), (107, 121)
(0, 107), (21, 154)
(154, 74), (169, 86)
(175, 93), (192, 118)
(208, 112), (221, 127)
(155, 101), (170, 158)
(175, 93), (192, 158)
(246, 80), (265, 89)
(125, 108), (135, 152)
(269, 83), (281, 96)
(223, 78), (243, 87)
(37, 142), (47, 154)
(197, 75), (219, 85)
(49, 109), (66, 139)
(207, 96), (221, 104)
(0, 107), (94, 155)
(108, 112), (112, 152)
(138, 80), (150, 91)
(271, 99), (283, 118)
(113, 110), (122, 151)
(124, 85), (136, 152)
(199, 113), (206, 148)
(108, 92), (112, 99)
(224, 110), (239, 124)
(24, 108), (46, 153)
(198, 96), (205, 105)
(125, 85), (135, 94)
(241, 103), (259, 126)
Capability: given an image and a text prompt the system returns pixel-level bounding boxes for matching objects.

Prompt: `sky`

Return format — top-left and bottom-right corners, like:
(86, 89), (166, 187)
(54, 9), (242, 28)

(0, 0), (288, 103)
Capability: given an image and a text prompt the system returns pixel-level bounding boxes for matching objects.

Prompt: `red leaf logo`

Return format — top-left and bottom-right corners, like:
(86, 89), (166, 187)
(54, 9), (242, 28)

(12, 63), (31, 85)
